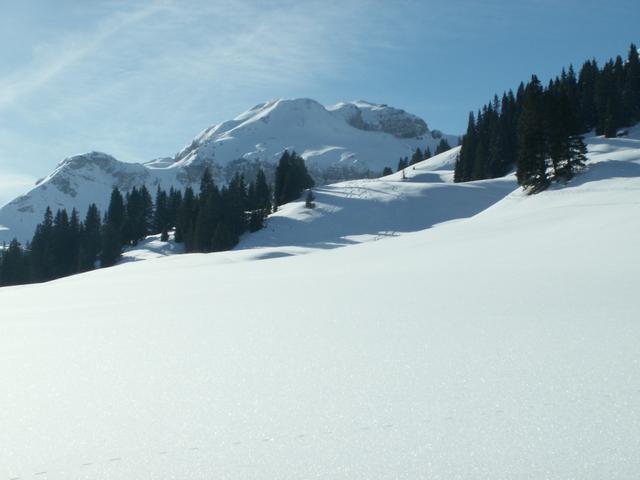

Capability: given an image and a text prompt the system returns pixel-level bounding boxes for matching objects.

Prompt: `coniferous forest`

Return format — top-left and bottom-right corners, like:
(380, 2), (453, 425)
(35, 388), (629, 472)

(454, 44), (640, 191)
(0, 151), (313, 287)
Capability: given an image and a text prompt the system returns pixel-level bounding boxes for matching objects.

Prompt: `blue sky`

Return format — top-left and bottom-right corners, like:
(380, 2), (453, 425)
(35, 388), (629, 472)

(0, 0), (639, 205)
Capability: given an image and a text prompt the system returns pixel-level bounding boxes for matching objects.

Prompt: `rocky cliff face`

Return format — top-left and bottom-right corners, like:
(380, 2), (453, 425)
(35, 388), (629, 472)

(327, 100), (429, 138)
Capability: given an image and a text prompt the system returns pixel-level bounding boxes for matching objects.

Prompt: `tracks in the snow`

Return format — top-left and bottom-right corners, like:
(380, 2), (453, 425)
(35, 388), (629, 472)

(6, 421), (398, 479)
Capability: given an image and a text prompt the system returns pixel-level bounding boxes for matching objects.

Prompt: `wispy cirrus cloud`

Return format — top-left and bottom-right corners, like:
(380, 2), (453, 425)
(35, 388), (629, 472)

(0, 0), (403, 111)
(0, 0), (414, 166)
(0, 1), (172, 109)
(0, 0), (416, 180)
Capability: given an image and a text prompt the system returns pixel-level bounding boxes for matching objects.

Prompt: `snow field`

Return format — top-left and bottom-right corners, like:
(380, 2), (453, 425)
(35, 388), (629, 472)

(1, 131), (639, 478)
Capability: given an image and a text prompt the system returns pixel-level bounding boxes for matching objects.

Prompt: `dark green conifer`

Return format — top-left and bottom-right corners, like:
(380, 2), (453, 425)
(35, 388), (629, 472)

(434, 138), (451, 155)
(274, 151), (314, 206)
(516, 76), (549, 192)
(410, 148), (423, 166)
(78, 203), (101, 271)
(0, 238), (29, 286)
(100, 187), (126, 266)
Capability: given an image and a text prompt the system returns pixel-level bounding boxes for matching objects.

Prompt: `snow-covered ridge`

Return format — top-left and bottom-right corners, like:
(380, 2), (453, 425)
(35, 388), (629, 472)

(0, 152), (182, 244)
(43, 152), (151, 195)
(125, 126), (640, 263)
(124, 147), (500, 262)
(0, 98), (457, 244)
(235, 147), (514, 252)
(170, 98), (446, 170)
(124, 125), (640, 264)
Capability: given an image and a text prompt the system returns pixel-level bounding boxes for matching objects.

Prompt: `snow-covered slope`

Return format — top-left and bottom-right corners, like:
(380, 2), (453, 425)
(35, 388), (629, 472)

(120, 231), (185, 263)
(123, 148), (515, 261)
(238, 147), (515, 253)
(0, 99), (456, 244)
(1, 132), (639, 479)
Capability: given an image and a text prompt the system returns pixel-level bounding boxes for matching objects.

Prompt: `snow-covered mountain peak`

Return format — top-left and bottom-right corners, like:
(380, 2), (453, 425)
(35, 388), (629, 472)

(45, 151), (150, 193)
(186, 98), (332, 148)
(48, 151), (124, 179)
(232, 98), (338, 134)
(170, 97), (447, 172)
(0, 97), (458, 243)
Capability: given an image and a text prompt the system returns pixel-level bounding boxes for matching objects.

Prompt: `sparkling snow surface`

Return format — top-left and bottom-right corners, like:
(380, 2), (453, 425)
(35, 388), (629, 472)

(1, 132), (639, 479)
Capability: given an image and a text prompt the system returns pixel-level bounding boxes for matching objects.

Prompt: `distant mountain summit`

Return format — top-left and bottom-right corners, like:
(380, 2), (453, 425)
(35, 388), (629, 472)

(0, 98), (457, 243)
(158, 98), (445, 174)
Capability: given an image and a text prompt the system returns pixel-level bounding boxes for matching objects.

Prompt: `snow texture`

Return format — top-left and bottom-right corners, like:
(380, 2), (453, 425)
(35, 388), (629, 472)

(0, 130), (639, 479)
(120, 231), (185, 263)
